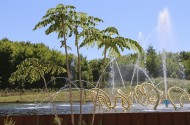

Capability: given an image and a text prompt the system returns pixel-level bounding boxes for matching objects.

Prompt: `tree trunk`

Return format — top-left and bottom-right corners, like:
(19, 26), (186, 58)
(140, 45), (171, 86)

(35, 69), (48, 93)
(41, 75), (58, 115)
(91, 47), (107, 125)
(64, 34), (75, 125)
(42, 76), (48, 93)
(103, 47), (107, 72)
(75, 27), (83, 125)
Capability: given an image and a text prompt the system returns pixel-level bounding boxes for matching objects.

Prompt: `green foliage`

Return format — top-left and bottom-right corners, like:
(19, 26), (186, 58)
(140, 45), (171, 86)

(9, 58), (66, 85)
(33, 4), (76, 39)
(80, 56), (93, 82)
(1, 38), (190, 90)
(80, 27), (143, 59)
(146, 45), (161, 77)
(165, 52), (181, 78)
(179, 51), (190, 61)
(146, 50), (189, 81)
(180, 51), (190, 80)
(0, 39), (15, 88)
(182, 59), (190, 79)
(53, 116), (63, 125)
(4, 116), (15, 125)
(89, 59), (102, 82)
(0, 39), (68, 89)
(170, 71), (178, 78)
(188, 85), (190, 93)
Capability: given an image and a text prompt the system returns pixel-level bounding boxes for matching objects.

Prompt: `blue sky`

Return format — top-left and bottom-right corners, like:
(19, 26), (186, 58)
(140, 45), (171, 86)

(0, 0), (190, 60)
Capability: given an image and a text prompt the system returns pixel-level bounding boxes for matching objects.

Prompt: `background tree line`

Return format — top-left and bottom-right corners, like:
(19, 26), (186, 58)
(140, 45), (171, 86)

(0, 38), (92, 89)
(145, 45), (189, 80)
(1, 39), (190, 90)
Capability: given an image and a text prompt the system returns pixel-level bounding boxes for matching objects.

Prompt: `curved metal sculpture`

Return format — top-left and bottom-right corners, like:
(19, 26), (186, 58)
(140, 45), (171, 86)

(117, 89), (133, 110)
(89, 83), (163, 110)
(135, 84), (148, 106)
(168, 86), (190, 110)
(89, 88), (133, 110)
(134, 83), (160, 110)
(89, 88), (115, 109)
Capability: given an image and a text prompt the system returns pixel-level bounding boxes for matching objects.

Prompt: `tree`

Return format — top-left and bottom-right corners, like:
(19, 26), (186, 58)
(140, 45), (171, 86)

(146, 45), (160, 78)
(9, 58), (66, 91)
(89, 59), (102, 82)
(9, 58), (66, 101)
(71, 11), (103, 124)
(179, 51), (190, 79)
(0, 38), (68, 89)
(0, 40), (13, 88)
(179, 51), (190, 61)
(165, 52), (181, 78)
(182, 59), (190, 79)
(80, 27), (142, 125)
(81, 27), (143, 76)
(170, 71), (177, 78)
(33, 4), (76, 124)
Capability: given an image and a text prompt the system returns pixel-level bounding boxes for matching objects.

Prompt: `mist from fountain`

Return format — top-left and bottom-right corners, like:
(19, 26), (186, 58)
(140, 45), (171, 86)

(156, 8), (173, 104)
(161, 50), (168, 101)
(130, 33), (155, 89)
(130, 54), (140, 89)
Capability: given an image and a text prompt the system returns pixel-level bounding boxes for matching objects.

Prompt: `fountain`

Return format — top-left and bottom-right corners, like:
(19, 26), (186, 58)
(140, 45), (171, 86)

(157, 8), (173, 107)
(1, 8), (190, 125)
(1, 54), (190, 125)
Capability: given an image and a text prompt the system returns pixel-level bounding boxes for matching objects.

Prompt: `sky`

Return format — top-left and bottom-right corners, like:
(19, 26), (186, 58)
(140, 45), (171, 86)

(0, 0), (190, 60)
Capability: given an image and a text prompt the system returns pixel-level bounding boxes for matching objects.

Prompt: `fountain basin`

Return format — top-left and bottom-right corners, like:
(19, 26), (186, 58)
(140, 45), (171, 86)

(0, 112), (190, 125)
(1, 102), (190, 115)
(0, 102), (190, 125)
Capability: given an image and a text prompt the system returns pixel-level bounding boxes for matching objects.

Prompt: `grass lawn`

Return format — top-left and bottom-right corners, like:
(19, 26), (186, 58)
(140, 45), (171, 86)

(0, 78), (189, 103)
(0, 89), (92, 103)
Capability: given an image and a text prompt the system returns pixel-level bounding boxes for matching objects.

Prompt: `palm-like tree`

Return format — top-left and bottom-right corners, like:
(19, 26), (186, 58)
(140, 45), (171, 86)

(81, 26), (143, 74)
(80, 26), (143, 125)
(33, 4), (76, 125)
(71, 12), (103, 125)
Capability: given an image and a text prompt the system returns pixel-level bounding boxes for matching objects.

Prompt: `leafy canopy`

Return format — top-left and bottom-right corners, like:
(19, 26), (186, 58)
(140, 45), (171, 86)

(9, 58), (66, 84)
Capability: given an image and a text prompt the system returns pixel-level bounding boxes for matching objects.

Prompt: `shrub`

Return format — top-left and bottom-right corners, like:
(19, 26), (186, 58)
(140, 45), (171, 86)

(4, 116), (15, 125)
(53, 115), (63, 125)
(170, 71), (177, 78)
